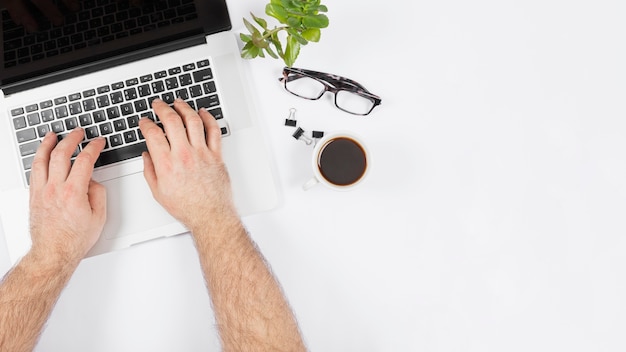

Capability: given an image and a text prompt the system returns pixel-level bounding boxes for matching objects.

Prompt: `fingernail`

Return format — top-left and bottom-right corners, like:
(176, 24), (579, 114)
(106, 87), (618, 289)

(174, 98), (184, 103)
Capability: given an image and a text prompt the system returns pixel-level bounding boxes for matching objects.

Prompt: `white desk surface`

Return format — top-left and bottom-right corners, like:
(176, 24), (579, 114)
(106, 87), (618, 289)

(2, 0), (626, 351)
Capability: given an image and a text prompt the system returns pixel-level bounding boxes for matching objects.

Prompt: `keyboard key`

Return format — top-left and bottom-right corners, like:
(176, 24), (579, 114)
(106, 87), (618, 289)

(179, 73), (192, 86)
(189, 85), (202, 97)
(175, 89), (189, 100)
(83, 89), (96, 97)
(25, 104), (39, 112)
(197, 59), (209, 67)
(83, 98), (97, 111)
(51, 121), (65, 133)
(69, 102), (82, 115)
(27, 113), (41, 126)
(124, 88), (137, 100)
(106, 106), (120, 119)
(154, 70), (167, 79)
(97, 85), (111, 94)
(137, 84), (151, 97)
(93, 110), (106, 122)
(79, 114), (92, 126)
(40, 100), (53, 108)
(96, 95), (110, 108)
(208, 107), (223, 120)
(151, 80), (165, 93)
(113, 118), (127, 132)
(11, 108), (24, 116)
(140, 74), (153, 82)
(65, 117), (78, 130)
(95, 141), (147, 167)
(162, 92), (175, 104)
(13, 116), (27, 129)
(196, 95), (219, 109)
(16, 128), (37, 142)
(100, 122), (113, 135)
(110, 91), (123, 104)
(110, 134), (123, 147)
(41, 109), (55, 122)
(123, 130), (137, 143)
(112, 82), (124, 90)
(36, 124), (50, 137)
(19, 140), (41, 156)
(68, 93), (82, 101)
(55, 106), (69, 118)
(193, 68), (212, 82)
(120, 103), (134, 115)
(85, 126), (99, 139)
(203, 81), (216, 94)
(54, 96), (67, 105)
(125, 78), (138, 86)
(127, 115), (139, 128)
(22, 155), (35, 170)
(134, 99), (148, 112)
(165, 77), (178, 90)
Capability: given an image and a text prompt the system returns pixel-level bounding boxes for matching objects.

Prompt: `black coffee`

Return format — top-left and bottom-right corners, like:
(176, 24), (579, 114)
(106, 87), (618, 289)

(317, 137), (367, 186)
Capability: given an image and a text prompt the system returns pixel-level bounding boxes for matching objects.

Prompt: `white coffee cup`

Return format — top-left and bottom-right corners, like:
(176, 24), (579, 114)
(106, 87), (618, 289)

(303, 131), (370, 191)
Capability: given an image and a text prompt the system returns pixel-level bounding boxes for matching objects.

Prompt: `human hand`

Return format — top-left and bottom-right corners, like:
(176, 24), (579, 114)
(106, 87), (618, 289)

(28, 129), (107, 264)
(1, 0), (79, 32)
(139, 99), (237, 232)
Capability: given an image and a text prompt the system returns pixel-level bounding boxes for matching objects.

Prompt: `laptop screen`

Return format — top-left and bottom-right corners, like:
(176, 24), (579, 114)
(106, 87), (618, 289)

(1, 0), (231, 91)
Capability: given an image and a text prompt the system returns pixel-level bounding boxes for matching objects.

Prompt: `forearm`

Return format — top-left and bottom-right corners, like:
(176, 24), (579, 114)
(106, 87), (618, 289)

(0, 251), (79, 352)
(192, 215), (306, 352)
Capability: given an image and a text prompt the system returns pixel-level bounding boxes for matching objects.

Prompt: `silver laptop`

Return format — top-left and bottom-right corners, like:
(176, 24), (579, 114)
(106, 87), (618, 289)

(0, 0), (279, 265)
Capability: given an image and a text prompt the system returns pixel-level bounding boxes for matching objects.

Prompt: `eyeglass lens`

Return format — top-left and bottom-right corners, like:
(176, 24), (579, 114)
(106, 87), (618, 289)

(284, 73), (376, 115)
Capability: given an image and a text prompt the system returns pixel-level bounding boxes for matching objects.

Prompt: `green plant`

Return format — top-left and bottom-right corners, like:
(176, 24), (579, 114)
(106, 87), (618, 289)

(240, 0), (329, 67)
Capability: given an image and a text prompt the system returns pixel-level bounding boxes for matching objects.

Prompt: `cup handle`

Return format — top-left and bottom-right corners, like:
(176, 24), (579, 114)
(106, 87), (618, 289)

(303, 177), (320, 191)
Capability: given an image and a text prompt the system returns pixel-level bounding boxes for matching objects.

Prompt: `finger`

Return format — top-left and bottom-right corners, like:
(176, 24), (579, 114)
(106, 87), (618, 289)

(173, 99), (206, 147)
(139, 117), (170, 164)
(67, 137), (106, 193)
(198, 108), (222, 155)
(141, 152), (158, 195)
(48, 128), (84, 183)
(31, 0), (64, 26)
(29, 132), (58, 188)
(152, 99), (189, 148)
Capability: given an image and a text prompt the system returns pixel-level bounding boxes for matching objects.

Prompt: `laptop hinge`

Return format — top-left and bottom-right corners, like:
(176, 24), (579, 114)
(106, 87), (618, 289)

(2, 35), (206, 96)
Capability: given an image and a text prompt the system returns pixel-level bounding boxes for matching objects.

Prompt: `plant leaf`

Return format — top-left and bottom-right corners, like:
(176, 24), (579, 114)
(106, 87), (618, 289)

(240, 41), (259, 59)
(251, 13), (268, 29)
(302, 14), (329, 28)
(243, 17), (260, 36)
(239, 32), (252, 43)
(301, 28), (320, 42)
(287, 28), (308, 45)
(284, 35), (301, 67)
(266, 4), (288, 24)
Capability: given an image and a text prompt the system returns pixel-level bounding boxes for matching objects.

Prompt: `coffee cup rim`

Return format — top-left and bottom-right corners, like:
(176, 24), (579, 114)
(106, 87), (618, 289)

(310, 131), (370, 191)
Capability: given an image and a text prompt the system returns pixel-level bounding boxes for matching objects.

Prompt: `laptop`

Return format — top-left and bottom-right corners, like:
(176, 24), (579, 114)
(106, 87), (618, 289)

(0, 0), (280, 265)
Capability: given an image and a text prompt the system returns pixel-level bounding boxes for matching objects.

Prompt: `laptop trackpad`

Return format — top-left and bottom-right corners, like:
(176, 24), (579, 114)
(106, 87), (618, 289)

(101, 173), (178, 239)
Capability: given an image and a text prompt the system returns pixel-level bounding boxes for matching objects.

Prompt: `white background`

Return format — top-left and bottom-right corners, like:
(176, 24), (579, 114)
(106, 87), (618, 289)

(2, 0), (626, 351)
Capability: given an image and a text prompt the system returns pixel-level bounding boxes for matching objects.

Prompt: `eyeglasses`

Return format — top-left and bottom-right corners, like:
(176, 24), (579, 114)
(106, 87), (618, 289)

(279, 67), (382, 116)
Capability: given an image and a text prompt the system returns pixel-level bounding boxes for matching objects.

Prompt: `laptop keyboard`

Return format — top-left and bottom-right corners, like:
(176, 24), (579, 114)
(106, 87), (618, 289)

(9, 58), (229, 185)
(2, 0), (198, 69)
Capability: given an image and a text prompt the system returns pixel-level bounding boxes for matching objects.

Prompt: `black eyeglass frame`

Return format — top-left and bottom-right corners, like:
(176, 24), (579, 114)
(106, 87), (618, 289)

(279, 67), (382, 116)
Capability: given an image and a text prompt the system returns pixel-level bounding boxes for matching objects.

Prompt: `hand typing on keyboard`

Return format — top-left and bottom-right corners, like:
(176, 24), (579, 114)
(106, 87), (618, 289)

(28, 127), (107, 264)
(139, 98), (238, 230)
(1, 0), (79, 32)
